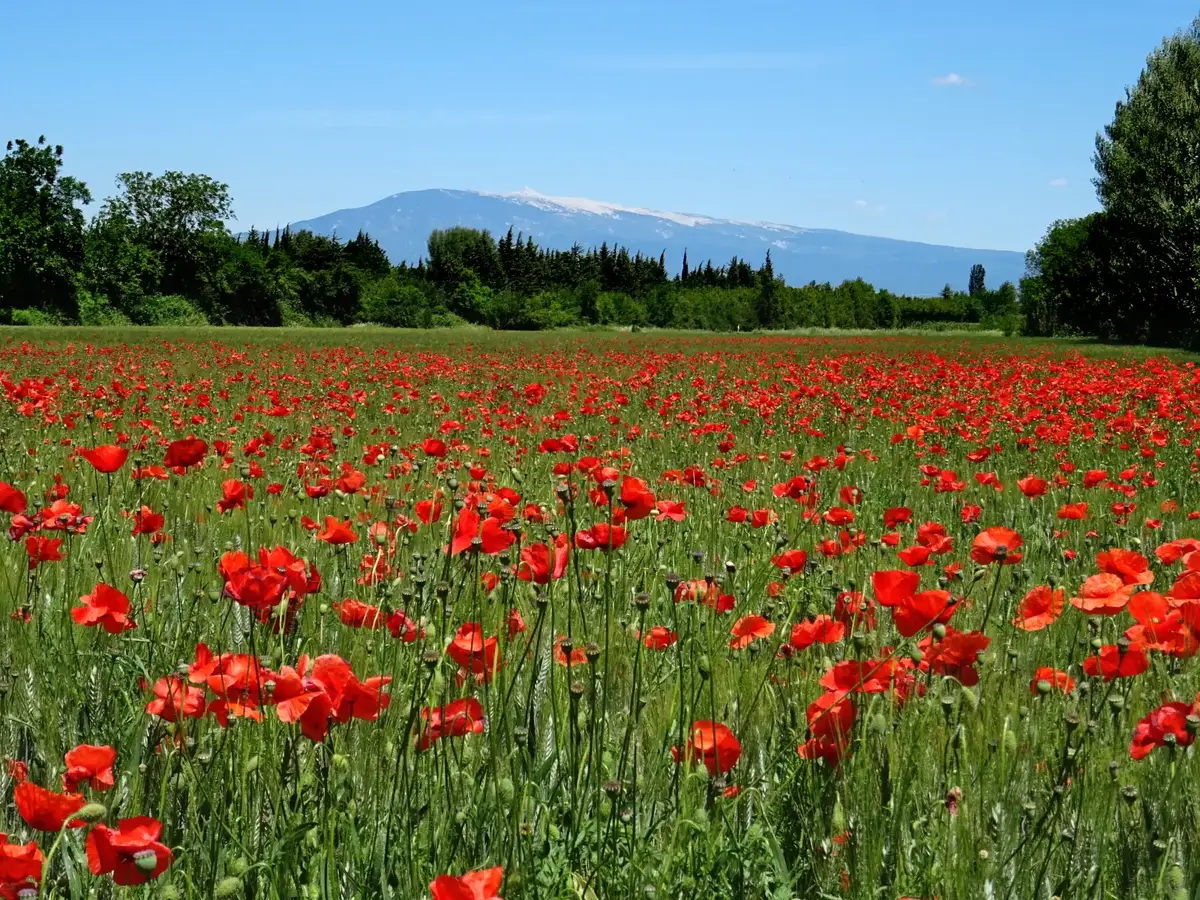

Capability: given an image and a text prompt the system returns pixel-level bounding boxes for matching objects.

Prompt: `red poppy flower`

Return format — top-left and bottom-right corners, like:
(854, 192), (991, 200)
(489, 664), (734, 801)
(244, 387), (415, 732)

(1129, 698), (1200, 760)
(1070, 573), (1137, 616)
(1081, 643), (1149, 681)
(554, 636), (589, 667)
(673, 721), (741, 776)
(1096, 548), (1154, 586)
(163, 437), (207, 469)
(416, 698), (485, 751)
(0, 833), (42, 886)
(655, 499), (686, 522)
(0, 482), (26, 514)
(25, 535), (63, 570)
(883, 506), (912, 528)
(316, 516), (358, 545)
(216, 479), (252, 513)
(415, 499), (444, 524)
(430, 866), (504, 900)
(333, 598), (383, 629)
(62, 744), (116, 792)
(790, 615), (845, 650)
(1057, 502), (1088, 521)
(447, 623), (500, 682)
(272, 654), (391, 742)
(730, 614), (775, 649)
(1017, 476), (1048, 498)
(517, 535), (569, 584)
(72, 584), (135, 634)
(1030, 666), (1075, 695)
(145, 676), (206, 722)
(771, 549), (808, 574)
(387, 610), (424, 642)
(574, 523), (627, 551)
(131, 505), (164, 537)
(421, 438), (448, 459)
(798, 690), (857, 766)
(970, 527), (1023, 565)
(897, 545), (933, 567)
(86, 816), (173, 886)
(892, 590), (957, 638)
(13, 781), (86, 831)
(918, 628), (990, 686)
(642, 626), (678, 650)
(79, 444), (129, 474)
(674, 579), (736, 613)
(872, 569), (921, 607)
(1013, 586), (1064, 631)
(619, 477), (656, 520)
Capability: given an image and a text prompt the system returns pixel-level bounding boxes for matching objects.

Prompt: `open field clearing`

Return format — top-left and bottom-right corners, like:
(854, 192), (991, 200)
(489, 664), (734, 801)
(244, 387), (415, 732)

(0, 329), (1198, 899)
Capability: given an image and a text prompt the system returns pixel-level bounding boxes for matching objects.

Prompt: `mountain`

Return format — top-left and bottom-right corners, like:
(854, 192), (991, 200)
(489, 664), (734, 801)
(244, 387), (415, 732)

(280, 188), (1025, 296)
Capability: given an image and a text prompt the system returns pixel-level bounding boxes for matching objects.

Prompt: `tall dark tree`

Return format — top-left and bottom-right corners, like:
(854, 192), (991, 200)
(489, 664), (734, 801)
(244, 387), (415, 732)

(754, 250), (780, 328)
(0, 137), (91, 318)
(1092, 15), (1200, 346)
(968, 264), (987, 297)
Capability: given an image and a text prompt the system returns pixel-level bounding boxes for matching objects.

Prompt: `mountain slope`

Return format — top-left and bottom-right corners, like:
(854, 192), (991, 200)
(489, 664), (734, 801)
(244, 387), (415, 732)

(282, 188), (1025, 296)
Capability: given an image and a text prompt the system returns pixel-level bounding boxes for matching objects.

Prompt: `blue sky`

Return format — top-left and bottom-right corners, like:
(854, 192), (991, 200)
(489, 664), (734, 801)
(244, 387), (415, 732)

(4, 0), (1195, 252)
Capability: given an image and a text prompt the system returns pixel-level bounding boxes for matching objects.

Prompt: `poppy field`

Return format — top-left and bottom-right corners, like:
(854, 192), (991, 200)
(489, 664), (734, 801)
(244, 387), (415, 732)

(2, 328), (1200, 899)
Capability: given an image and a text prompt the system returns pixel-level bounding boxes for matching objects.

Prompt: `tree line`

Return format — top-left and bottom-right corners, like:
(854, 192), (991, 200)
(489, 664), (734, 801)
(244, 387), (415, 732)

(0, 137), (1020, 331)
(1021, 16), (1200, 349)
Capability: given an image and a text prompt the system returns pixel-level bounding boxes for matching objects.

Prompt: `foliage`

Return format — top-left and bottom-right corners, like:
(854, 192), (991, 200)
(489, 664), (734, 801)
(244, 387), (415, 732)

(0, 137), (91, 320)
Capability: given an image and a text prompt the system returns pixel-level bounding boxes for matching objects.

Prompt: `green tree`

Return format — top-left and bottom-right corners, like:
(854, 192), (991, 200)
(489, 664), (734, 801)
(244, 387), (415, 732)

(1093, 16), (1200, 345)
(0, 137), (91, 319)
(93, 170), (233, 303)
(754, 250), (780, 328)
(968, 264), (987, 297)
(1020, 214), (1113, 337)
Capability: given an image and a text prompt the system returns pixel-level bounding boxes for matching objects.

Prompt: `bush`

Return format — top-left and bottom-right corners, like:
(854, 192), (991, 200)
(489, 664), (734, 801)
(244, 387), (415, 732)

(360, 282), (432, 328)
(9, 307), (56, 326)
(77, 290), (132, 326)
(133, 295), (210, 326)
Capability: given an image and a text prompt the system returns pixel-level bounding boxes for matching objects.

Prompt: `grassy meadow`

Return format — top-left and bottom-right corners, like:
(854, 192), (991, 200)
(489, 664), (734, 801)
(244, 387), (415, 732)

(0, 327), (1196, 900)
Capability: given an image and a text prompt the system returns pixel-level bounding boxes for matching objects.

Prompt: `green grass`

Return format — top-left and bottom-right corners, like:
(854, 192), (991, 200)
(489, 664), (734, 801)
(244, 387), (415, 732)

(0, 327), (1197, 899)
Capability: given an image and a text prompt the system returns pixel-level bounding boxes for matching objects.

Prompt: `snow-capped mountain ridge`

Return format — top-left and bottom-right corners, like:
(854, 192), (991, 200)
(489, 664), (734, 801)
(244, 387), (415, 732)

(280, 188), (1024, 296)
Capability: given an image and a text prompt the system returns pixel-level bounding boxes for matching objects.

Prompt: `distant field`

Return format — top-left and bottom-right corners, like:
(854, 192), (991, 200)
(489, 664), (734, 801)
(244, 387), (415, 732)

(0, 327), (1197, 899)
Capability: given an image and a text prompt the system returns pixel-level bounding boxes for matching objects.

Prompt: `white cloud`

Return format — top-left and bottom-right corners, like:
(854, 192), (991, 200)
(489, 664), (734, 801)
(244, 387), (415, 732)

(932, 73), (976, 87)
(1048, 177), (1068, 188)
(852, 199), (886, 215)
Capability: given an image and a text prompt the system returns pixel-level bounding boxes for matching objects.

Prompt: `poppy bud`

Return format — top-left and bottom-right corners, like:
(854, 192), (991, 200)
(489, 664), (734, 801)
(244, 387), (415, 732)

(76, 802), (107, 823)
(1064, 712), (1080, 732)
(1116, 635), (1132, 655)
(634, 592), (650, 610)
(569, 681), (585, 699)
(665, 572), (681, 593)
(446, 477), (459, 490)
(130, 568), (147, 583)
(1107, 695), (1123, 712)
(1036, 680), (1052, 696)
(697, 655), (711, 680)
(332, 754), (349, 771)
(93, 557), (104, 571)
(1108, 761), (1119, 779)
(436, 581), (450, 600)
(1089, 636), (1103, 651)
(724, 560), (736, 574)
(421, 651), (439, 668)
(160, 886), (182, 900)
(214, 876), (243, 898)
(585, 643), (601, 664)
(604, 779), (622, 799)
(932, 623), (947, 640)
